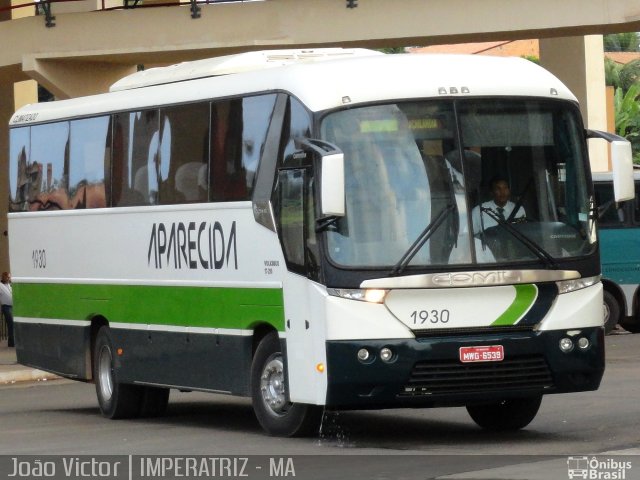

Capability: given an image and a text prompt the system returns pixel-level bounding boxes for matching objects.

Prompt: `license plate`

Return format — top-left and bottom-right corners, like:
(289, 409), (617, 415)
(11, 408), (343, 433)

(459, 345), (504, 363)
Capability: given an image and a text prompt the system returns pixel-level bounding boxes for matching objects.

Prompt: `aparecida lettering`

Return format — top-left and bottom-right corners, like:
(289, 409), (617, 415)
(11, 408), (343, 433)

(148, 220), (238, 271)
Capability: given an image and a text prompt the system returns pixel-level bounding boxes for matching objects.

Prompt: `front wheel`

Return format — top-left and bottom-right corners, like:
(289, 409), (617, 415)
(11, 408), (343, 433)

(251, 331), (322, 437)
(466, 396), (542, 431)
(94, 326), (143, 419)
(603, 290), (620, 335)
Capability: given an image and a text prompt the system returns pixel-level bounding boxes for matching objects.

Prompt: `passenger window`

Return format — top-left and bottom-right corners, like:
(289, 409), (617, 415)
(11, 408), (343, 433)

(69, 116), (110, 209)
(8, 127), (30, 212)
(30, 121), (70, 211)
(210, 94), (277, 201)
(112, 110), (160, 206)
(157, 103), (209, 204)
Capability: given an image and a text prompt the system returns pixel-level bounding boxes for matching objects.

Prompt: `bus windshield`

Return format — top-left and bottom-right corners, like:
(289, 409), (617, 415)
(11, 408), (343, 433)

(320, 99), (594, 269)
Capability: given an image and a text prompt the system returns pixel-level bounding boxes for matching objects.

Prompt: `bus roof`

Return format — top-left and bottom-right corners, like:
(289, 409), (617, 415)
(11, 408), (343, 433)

(109, 48), (384, 91)
(10, 49), (577, 126)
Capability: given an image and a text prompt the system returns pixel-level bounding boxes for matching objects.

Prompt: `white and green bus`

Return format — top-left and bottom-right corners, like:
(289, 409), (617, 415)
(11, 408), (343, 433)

(8, 49), (634, 436)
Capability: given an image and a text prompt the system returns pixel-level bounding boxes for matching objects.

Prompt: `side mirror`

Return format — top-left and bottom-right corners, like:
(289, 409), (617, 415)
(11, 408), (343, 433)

(320, 152), (345, 217)
(587, 130), (635, 202)
(611, 140), (634, 202)
(295, 138), (346, 218)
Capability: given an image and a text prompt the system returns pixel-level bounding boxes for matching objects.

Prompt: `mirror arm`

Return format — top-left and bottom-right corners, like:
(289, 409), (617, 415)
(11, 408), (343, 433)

(295, 138), (342, 157)
(585, 129), (628, 143)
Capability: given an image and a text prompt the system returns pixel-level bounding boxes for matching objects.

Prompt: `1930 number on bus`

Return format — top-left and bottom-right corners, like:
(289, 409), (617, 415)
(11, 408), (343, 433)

(32, 249), (46, 269)
(410, 309), (450, 325)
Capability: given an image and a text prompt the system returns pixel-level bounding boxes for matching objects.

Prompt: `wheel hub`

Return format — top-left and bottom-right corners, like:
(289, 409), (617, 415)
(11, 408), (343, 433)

(98, 345), (114, 401)
(260, 356), (287, 414)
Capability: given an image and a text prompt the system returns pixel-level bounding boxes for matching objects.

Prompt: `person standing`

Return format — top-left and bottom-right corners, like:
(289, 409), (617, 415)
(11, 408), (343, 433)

(0, 272), (13, 348)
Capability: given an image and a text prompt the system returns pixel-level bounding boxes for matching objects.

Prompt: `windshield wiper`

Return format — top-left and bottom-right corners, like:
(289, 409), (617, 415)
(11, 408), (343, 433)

(390, 204), (455, 276)
(315, 215), (340, 233)
(480, 208), (558, 269)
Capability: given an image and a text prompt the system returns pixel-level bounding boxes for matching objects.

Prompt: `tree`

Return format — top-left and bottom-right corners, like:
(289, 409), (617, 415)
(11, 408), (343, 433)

(614, 83), (640, 163)
(619, 59), (640, 92)
(605, 57), (621, 88)
(604, 33), (640, 52)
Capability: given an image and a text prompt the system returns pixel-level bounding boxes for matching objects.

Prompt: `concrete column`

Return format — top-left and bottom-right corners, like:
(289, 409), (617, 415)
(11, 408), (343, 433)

(539, 35), (609, 172)
(0, 84), (15, 271)
(0, 80), (10, 272)
(0, 0), (10, 21)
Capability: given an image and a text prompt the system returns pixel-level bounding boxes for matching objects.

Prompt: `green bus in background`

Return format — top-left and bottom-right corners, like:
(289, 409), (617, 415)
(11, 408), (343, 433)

(593, 170), (640, 334)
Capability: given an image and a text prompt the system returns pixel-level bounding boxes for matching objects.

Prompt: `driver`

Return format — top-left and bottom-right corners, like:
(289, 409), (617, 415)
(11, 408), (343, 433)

(471, 175), (525, 235)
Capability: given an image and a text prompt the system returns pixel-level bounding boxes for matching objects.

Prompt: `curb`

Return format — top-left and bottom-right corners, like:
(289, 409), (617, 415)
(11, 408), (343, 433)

(0, 368), (61, 385)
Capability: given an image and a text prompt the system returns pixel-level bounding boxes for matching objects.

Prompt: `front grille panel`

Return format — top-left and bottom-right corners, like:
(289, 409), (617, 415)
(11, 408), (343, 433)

(400, 355), (554, 397)
(413, 325), (533, 337)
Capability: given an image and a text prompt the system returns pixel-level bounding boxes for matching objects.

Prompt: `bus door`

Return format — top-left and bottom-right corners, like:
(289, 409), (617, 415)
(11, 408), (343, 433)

(275, 167), (328, 406)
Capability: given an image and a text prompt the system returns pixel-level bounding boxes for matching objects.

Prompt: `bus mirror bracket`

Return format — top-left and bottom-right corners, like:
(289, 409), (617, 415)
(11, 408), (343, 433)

(586, 129), (635, 202)
(296, 138), (346, 217)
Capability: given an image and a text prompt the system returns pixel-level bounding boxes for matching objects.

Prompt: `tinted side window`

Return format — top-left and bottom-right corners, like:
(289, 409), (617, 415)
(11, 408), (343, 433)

(275, 97), (317, 274)
(210, 94), (277, 201)
(112, 110), (160, 206)
(30, 121), (70, 210)
(634, 181), (640, 225)
(595, 182), (625, 227)
(9, 127), (30, 212)
(158, 103), (209, 204)
(280, 96), (312, 166)
(69, 116), (110, 209)
(277, 169), (306, 268)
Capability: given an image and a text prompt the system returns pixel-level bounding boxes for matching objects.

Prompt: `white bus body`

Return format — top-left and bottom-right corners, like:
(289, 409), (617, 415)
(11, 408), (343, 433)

(8, 50), (630, 435)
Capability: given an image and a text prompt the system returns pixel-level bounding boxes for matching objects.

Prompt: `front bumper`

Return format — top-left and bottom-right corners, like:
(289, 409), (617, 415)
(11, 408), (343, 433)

(325, 327), (604, 409)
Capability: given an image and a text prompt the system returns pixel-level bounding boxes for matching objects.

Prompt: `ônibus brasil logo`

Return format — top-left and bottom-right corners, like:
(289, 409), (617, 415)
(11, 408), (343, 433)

(567, 456), (632, 480)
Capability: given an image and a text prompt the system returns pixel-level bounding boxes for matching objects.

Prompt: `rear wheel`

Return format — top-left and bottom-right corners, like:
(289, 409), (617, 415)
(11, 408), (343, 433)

(466, 396), (542, 431)
(94, 326), (142, 419)
(620, 316), (640, 333)
(603, 290), (620, 335)
(251, 331), (322, 437)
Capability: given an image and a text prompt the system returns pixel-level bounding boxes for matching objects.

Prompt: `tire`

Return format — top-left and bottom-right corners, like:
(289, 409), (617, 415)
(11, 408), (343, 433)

(139, 387), (170, 418)
(620, 316), (640, 333)
(603, 290), (620, 335)
(466, 396), (542, 431)
(94, 326), (143, 419)
(251, 331), (323, 437)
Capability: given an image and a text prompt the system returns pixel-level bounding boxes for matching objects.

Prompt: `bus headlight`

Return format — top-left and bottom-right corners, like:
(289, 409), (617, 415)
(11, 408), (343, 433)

(556, 275), (600, 295)
(380, 347), (394, 362)
(578, 337), (590, 350)
(327, 288), (388, 304)
(559, 337), (574, 353)
(357, 348), (370, 362)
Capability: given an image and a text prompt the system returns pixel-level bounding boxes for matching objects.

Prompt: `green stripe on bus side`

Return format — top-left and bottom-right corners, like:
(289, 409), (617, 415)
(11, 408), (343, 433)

(491, 284), (538, 326)
(13, 283), (285, 331)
